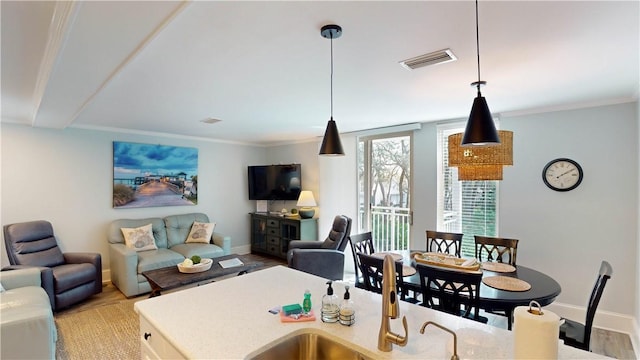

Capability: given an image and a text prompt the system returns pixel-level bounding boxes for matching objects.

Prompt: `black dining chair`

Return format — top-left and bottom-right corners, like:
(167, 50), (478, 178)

(474, 235), (519, 265)
(416, 263), (487, 324)
(560, 260), (612, 351)
(425, 230), (463, 257)
(357, 252), (416, 303)
(348, 232), (375, 289)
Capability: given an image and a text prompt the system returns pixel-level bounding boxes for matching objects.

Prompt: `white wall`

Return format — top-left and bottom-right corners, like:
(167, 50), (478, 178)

(411, 123), (439, 250)
(637, 98), (640, 346)
(317, 135), (359, 234)
(499, 103), (638, 315)
(0, 124), (266, 269)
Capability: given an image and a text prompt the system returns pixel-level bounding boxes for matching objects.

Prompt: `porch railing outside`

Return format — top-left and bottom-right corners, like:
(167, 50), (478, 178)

(360, 207), (477, 256)
(368, 206), (411, 252)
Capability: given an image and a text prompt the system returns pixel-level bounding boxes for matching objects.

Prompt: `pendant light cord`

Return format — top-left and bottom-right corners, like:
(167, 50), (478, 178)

(475, 0), (481, 94)
(330, 34), (334, 119)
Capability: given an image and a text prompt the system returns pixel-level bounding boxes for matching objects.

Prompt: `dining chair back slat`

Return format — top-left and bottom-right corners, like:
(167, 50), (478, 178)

(474, 235), (519, 266)
(349, 232), (375, 289)
(425, 230), (463, 257)
(560, 260), (612, 351)
(357, 252), (412, 302)
(416, 263), (485, 323)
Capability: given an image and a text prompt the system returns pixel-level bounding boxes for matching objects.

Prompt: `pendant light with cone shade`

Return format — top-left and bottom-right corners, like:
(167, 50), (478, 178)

(462, 0), (500, 146)
(319, 24), (345, 156)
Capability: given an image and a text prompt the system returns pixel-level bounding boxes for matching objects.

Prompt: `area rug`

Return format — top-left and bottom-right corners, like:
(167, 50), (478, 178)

(55, 299), (140, 360)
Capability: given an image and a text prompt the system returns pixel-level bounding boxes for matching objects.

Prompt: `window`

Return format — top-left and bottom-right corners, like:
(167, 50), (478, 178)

(437, 123), (499, 257)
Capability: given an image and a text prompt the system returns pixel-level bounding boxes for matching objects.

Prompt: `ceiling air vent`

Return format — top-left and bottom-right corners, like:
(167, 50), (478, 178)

(399, 48), (457, 70)
(200, 118), (222, 124)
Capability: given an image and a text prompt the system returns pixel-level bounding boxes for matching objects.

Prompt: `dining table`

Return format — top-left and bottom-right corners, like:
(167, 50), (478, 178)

(372, 250), (562, 330)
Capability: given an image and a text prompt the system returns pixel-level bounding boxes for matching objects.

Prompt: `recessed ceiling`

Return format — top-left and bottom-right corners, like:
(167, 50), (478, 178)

(1, 1), (638, 146)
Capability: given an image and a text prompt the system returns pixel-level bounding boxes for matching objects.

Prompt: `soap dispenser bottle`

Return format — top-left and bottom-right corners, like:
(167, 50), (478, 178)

(321, 281), (339, 323)
(339, 285), (355, 326)
(303, 289), (312, 314)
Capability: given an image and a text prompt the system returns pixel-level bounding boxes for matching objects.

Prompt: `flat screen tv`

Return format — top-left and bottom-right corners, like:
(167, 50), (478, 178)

(248, 164), (302, 201)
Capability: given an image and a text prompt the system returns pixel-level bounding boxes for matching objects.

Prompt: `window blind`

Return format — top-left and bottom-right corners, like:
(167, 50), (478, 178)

(436, 123), (498, 257)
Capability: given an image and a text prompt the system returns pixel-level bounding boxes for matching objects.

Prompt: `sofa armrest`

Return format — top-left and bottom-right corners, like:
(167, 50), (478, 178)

(2, 265), (55, 308)
(288, 240), (324, 250)
(109, 243), (139, 298)
(0, 268), (42, 289)
(64, 252), (103, 294)
(287, 249), (345, 280)
(212, 232), (231, 255)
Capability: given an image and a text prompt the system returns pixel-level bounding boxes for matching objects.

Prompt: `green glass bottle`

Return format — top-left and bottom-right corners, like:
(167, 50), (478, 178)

(303, 289), (312, 313)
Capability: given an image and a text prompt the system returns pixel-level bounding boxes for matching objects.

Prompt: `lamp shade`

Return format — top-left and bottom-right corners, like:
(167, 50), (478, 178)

(462, 94), (500, 145)
(296, 191), (317, 207)
(457, 165), (503, 181)
(319, 118), (345, 156)
(448, 131), (513, 166)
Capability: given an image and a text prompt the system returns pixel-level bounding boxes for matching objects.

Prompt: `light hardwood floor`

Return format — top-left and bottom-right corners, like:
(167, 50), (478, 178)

(56, 253), (636, 359)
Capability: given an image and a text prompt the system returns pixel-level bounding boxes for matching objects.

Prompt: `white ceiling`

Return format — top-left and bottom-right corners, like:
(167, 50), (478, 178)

(2, 1), (639, 146)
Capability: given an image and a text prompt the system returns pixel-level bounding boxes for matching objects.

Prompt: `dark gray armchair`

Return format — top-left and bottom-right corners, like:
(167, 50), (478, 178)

(287, 215), (352, 280)
(3, 220), (102, 311)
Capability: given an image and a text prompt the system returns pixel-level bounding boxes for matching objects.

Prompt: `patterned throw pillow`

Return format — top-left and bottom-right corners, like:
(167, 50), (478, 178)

(186, 221), (216, 244)
(121, 224), (158, 252)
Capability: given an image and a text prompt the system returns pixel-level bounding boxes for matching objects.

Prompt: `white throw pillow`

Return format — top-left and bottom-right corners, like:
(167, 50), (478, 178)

(121, 224), (158, 252)
(0, 282), (5, 292)
(186, 221), (216, 244)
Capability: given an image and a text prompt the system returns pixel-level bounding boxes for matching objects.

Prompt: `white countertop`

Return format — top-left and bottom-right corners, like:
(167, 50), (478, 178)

(134, 265), (607, 359)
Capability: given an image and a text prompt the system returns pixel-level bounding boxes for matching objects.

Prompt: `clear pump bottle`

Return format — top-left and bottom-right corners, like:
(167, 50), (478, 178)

(321, 281), (339, 323)
(339, 285), (355, 326)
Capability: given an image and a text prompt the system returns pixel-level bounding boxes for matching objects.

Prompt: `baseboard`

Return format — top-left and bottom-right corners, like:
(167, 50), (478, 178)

(102, 269), (111, 284)
(544, 302), (639, 358)
(232, 245), (251, 255)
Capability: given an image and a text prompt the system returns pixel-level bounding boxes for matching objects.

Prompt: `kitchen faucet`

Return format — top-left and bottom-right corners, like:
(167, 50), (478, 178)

(420, 321), (459, 360)
(378, 254), (408, 351)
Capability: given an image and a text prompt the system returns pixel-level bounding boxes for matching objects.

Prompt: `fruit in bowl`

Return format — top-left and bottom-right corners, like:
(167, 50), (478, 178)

(178, 256), (213, 273)
(182, 258), (193, 267)
(181, 255), (202, 267)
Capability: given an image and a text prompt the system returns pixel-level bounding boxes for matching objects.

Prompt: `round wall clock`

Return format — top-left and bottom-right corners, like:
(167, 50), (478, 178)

(542, 158), (583, 192)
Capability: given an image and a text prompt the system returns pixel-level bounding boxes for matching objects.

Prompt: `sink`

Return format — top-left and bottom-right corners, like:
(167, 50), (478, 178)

(246, 330), (373, 360)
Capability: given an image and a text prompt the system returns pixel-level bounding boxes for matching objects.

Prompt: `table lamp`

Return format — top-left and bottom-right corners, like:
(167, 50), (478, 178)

(297, 191), (317, 219)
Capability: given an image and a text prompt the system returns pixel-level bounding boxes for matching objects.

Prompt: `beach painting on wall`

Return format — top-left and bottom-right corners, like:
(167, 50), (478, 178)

(113, 141), (198, 209)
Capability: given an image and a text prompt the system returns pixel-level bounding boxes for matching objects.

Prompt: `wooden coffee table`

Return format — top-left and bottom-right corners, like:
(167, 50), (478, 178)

(142, 254), (264, 297)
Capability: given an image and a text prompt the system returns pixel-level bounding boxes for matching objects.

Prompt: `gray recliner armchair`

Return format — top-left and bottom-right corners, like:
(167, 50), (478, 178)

(3, 220), (102, 311)
(287, 215), (352, 280)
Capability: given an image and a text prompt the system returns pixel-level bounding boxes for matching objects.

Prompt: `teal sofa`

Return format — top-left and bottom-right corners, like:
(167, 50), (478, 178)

(107, 213), (231, 297)
(0, 268), (57, 359)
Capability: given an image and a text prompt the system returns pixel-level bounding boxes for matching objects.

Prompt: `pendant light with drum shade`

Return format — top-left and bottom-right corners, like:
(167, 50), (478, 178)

(462, 0), (500, 146)
(318, 24), (345, 156)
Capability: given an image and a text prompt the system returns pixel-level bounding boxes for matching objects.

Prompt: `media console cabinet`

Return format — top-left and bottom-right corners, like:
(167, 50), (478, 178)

(249, 213), (318, 259)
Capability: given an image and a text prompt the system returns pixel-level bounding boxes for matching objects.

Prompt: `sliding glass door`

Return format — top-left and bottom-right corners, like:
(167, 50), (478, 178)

(358, 133), (412, 251)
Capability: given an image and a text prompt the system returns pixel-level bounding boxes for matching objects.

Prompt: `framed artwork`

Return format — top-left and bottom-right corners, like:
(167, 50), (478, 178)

(113, 141), (198, 209)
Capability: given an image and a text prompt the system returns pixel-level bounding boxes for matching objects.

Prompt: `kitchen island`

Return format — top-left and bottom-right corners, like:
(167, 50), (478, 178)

(134, 265), (607, 359)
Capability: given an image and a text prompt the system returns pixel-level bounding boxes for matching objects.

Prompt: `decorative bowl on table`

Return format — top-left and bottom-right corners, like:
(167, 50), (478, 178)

(177, 258), (213, 273)
(413, 252), (481, 271)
